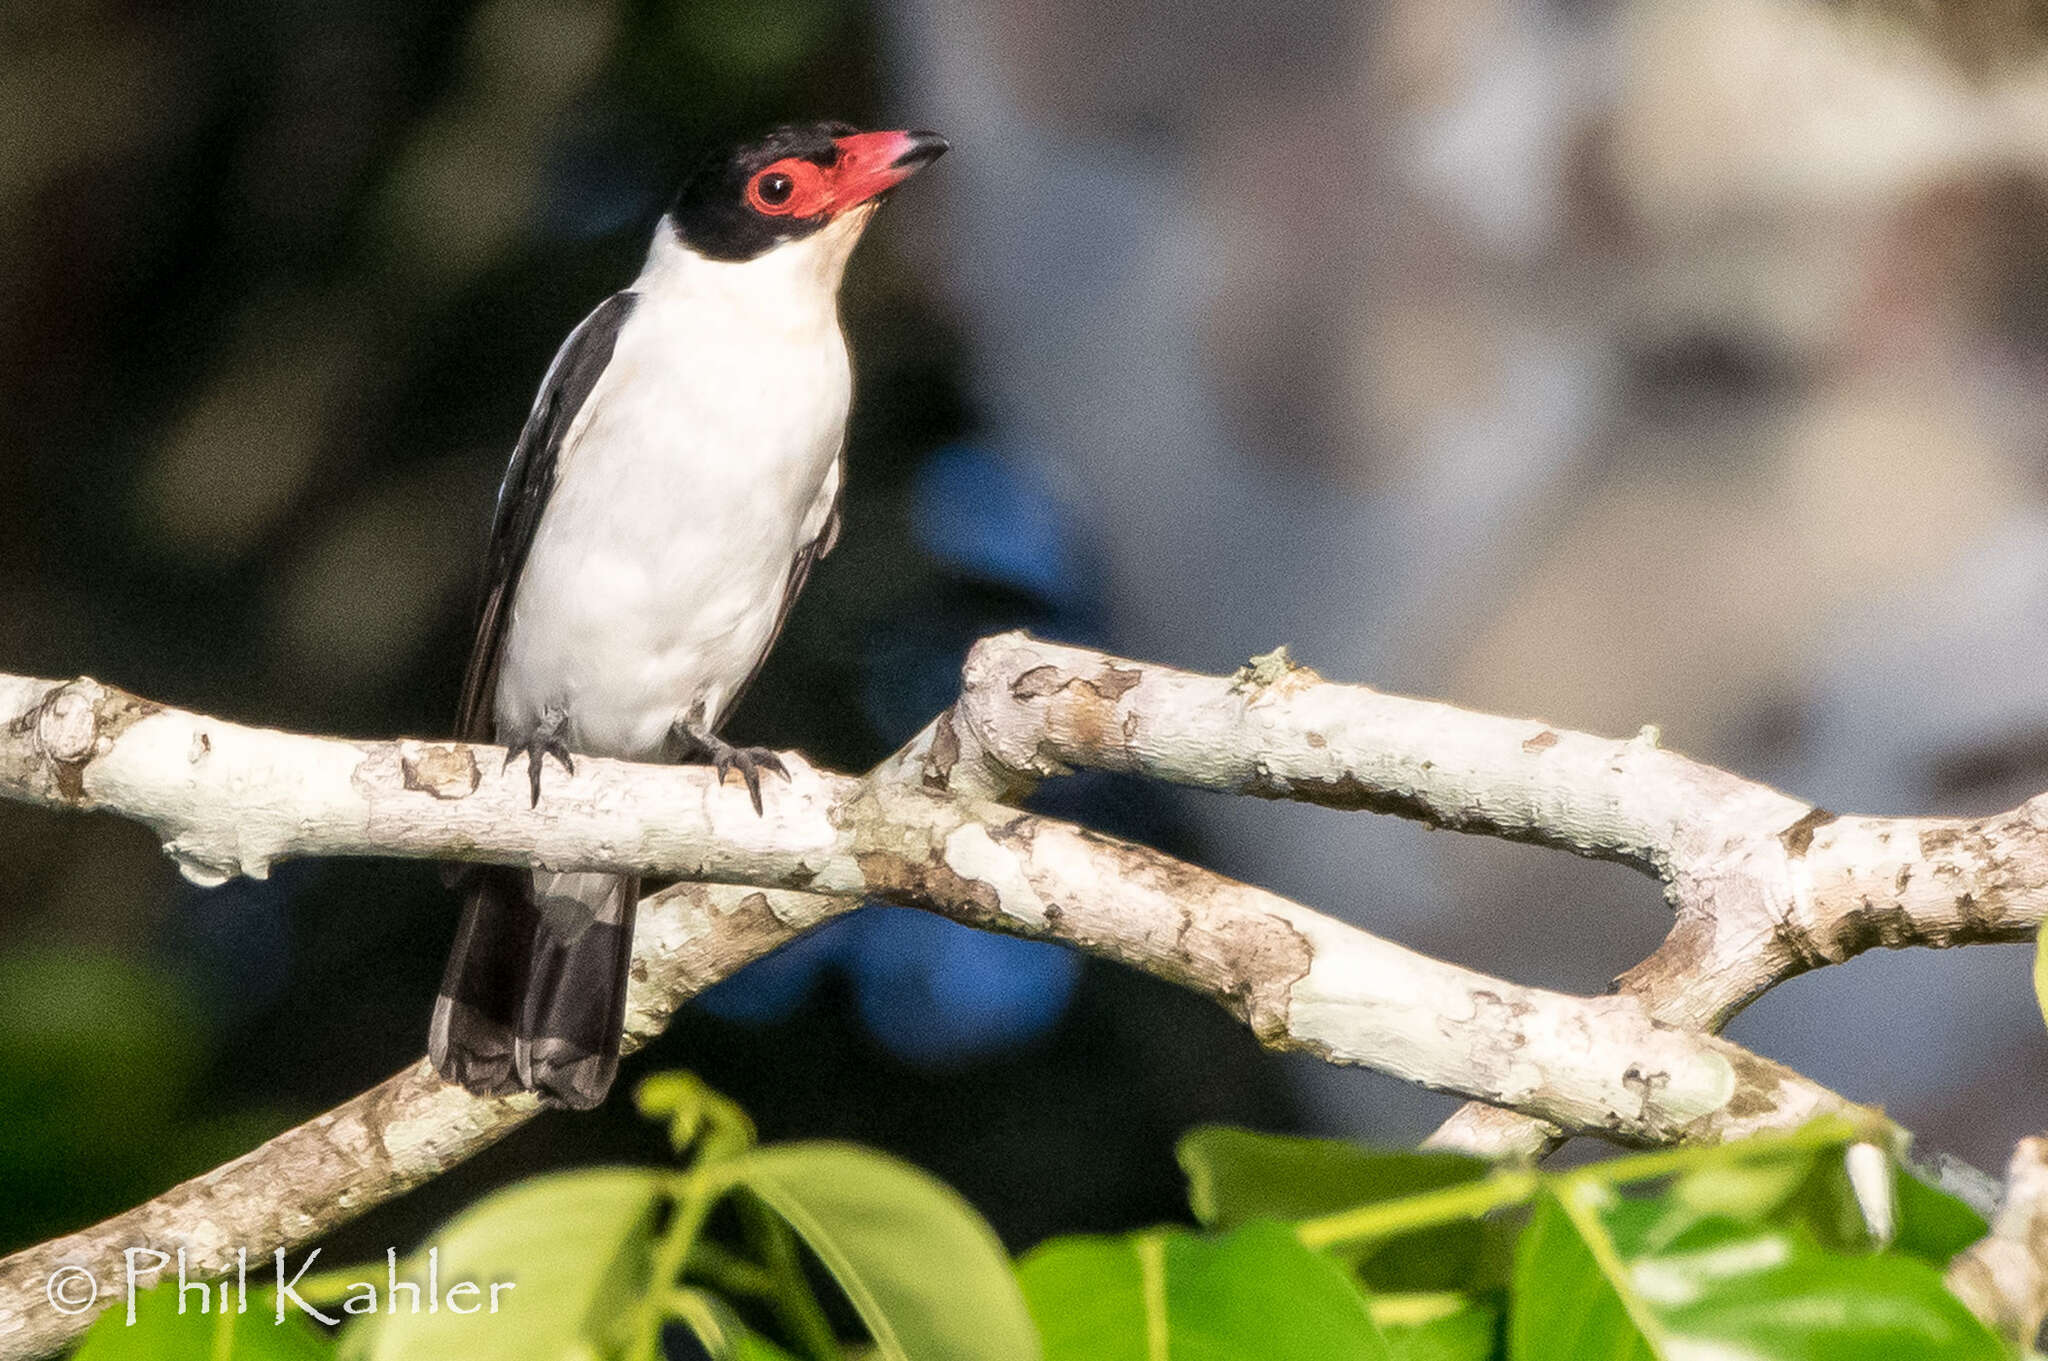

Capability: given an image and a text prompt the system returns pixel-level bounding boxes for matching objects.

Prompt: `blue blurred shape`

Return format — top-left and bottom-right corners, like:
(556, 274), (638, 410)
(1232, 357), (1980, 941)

(912, 442), (1083, 608)
(694, 907), (1082, 1066)
(693, 913), (852, 1025)
(846, 907), (1081, 1067)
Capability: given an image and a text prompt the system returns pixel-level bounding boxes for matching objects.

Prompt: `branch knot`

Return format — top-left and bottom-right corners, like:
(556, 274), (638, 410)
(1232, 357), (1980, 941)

(34, 681), (102, 766)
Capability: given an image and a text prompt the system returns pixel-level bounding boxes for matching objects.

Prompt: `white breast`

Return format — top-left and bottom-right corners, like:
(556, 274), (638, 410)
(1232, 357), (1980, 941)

(493, 218), (861, 760)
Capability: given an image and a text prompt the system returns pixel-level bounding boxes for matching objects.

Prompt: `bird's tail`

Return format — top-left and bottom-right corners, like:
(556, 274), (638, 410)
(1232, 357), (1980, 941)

(429, 867), (639, 1110)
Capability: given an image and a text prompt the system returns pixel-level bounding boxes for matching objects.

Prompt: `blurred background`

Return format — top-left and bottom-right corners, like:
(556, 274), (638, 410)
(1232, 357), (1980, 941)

(4, 0), (2048, 1274)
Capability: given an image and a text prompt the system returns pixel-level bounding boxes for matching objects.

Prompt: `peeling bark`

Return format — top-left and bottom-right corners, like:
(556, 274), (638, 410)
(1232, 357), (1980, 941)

(0, 633), (2043, 1355)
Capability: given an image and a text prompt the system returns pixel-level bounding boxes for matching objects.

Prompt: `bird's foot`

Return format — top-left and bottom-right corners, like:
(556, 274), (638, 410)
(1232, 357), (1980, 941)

(673, 719), (787, 816)
(504, 706), (575, 807)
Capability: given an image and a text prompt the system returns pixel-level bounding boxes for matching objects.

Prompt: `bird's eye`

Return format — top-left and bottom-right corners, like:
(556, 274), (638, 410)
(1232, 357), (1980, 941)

(745, 161), (823, 215)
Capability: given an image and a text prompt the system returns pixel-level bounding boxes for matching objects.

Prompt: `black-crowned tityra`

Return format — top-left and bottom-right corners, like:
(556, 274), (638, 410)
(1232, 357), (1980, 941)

(429, 122), (947, 1108)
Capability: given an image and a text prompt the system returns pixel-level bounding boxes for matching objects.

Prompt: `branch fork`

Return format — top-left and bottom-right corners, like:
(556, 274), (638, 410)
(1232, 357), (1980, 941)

(0, 634), (2042, 1357)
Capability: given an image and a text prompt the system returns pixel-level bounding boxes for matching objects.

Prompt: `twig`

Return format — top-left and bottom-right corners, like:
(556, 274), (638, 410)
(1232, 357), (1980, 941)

(1947, 1135), (2048, 1349)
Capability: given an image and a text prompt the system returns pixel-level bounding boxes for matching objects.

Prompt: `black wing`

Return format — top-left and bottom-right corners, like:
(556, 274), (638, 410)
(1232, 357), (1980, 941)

(434, 290), (638, 1101)
(455, 290), (639, 743)
(716, 465), (842, 727)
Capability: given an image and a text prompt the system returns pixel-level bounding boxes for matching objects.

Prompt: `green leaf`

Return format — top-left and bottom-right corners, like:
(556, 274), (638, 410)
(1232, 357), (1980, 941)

(1606, 1143), (1827, 1261)
(730, 1188), (841, 1360)
(725, 1142), (1036, 1361)
(72, 1282), (333, 1360)
(1178, 1127), (1496, 1290)
(1377, 1296), (1499, 1361)
(1178, 1128), (1489, 1229)
(1778, 1151), (1897, 1255)
(1891, 1165), (1990, 1265)
(1650, 1230), (2005, 1358)
(342, 1167), (663, 1361)
(1510, 1184), (2007, 1361)
(1607, 1131), (1978, 1266)
(1510, 1190), (1658, 1361)
(2034, 919), (2048, 1032)
(672, 1289), (805, 1361)
(1019, 1221), (1392, 1360)
(637, 1070), (756, 1167)
(1665, 1147), (1819, 1227)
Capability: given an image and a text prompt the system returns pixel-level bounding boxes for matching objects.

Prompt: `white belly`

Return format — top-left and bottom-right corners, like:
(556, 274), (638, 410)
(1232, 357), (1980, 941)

(493, 288), (849, 760)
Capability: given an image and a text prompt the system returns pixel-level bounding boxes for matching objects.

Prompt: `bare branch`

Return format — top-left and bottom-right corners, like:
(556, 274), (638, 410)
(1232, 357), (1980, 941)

(1947, 1135), (2048, 1349)
(4, 630), (2043, 1352)
(0, 653), (1888, 1357)
(898, 634), (2046, 1162)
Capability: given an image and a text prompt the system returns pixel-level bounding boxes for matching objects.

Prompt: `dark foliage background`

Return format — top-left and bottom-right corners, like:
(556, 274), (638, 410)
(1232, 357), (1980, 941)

(8, 0), (2048, 1289)
(0, 0), (1289, 1265)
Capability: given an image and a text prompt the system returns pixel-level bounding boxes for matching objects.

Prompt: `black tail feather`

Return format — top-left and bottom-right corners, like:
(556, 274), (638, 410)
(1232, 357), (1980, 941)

(430, 868), (638, 1109)
(429, 867), (536, 1096)
(517, 870), (639, 1109)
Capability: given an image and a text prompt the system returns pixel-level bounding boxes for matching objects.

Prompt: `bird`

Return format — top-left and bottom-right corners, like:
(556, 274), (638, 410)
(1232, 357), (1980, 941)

(429, 122), (948, 1109)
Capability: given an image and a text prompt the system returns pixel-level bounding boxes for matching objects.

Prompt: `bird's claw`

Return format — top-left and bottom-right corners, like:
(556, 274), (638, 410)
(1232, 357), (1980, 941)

(717, 745), (788, 815)
(676, 721), (788, 816)
(503, 709), (575, 807)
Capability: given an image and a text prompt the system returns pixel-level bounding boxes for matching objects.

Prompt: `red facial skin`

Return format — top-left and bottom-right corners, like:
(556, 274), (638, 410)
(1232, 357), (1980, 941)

(744, 131), (935, 220)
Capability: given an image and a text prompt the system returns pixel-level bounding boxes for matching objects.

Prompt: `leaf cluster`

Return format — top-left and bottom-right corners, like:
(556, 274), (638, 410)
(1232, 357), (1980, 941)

(1018, 1117), (2009, 1359)
(72, 1083), (2017, 1360)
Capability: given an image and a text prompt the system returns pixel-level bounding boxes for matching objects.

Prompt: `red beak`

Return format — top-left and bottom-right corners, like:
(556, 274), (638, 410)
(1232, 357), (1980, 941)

(826, 130), (948, 213)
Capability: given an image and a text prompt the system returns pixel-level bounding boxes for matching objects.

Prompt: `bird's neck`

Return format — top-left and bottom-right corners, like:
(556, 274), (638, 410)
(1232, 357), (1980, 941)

(637, 211), (872, 335)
